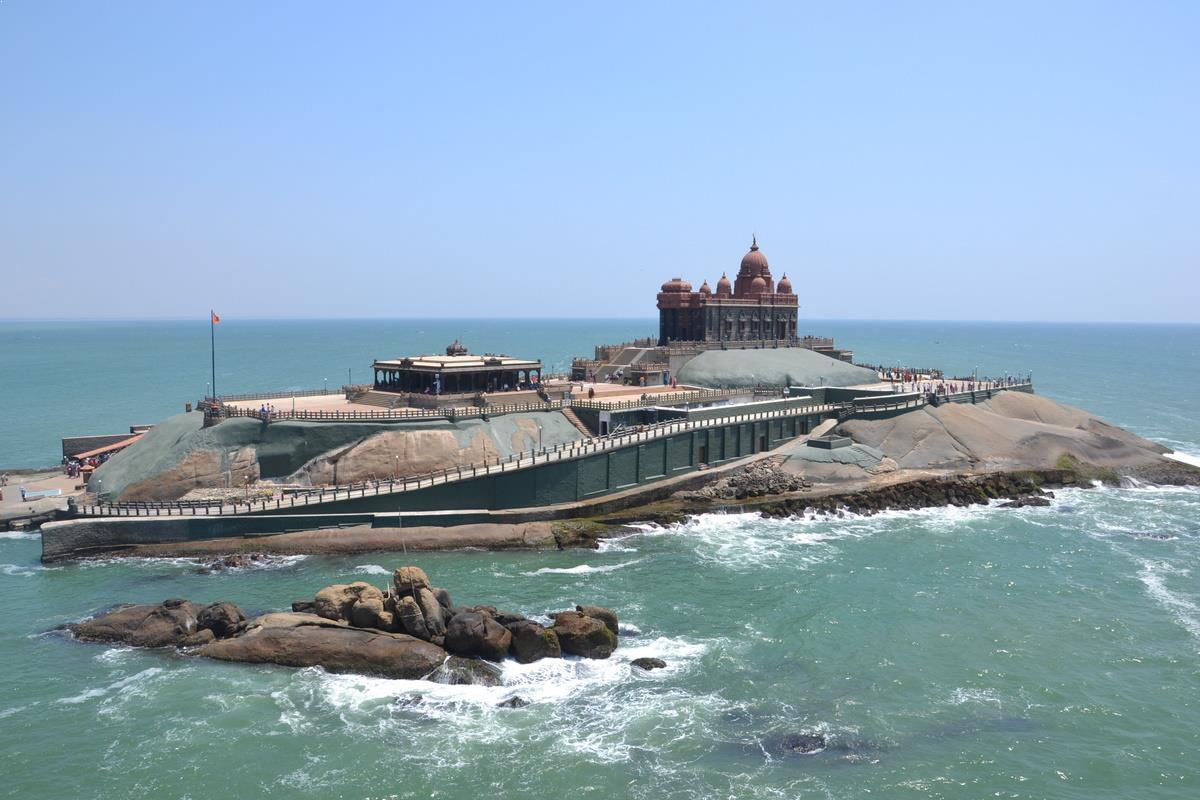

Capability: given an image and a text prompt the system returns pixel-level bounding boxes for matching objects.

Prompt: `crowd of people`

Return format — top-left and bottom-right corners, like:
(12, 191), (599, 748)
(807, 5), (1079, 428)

(62, 452), (110, 478)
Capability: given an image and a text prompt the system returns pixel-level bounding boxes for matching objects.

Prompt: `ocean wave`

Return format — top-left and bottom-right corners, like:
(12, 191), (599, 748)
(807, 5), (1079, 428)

(0, 531), (40, 540)
(524, 560), (640, 576)
(0, 562), (61, 577)
(75, 556), (205, 571)
(1136, 560), (1200, 648)
(54, 667), (164, 706)
(353, 564), (391, 575)
(267, 632), (716, 762)
(948, 687), (1003, 708)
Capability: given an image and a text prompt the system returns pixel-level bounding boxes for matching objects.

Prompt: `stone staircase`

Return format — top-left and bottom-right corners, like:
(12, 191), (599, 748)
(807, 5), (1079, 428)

(594, 347), (654, 381)
(560, 406), (596, 437)
(355, 391), (405, 410)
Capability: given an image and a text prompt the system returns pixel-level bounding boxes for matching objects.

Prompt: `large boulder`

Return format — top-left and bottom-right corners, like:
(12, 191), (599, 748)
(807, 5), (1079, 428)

(197, 602), (247, 639)
(396, 596), (431, 640)
(415, 588), (446, 637)
(71, 599), (211, 648)
(198, 617), (446, 679)
(393, 567), (430, 596)
(444, 611), (512, 661)
(313, 582), (382, 623)
(506, 620), (561, 663)
(350, 597), (394, 631)
(575, 605), (619, 635)
(552, 611), (617, 659)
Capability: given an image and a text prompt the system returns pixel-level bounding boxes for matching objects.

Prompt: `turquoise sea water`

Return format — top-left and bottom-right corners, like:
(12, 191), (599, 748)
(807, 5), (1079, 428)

(1, 320), (1199, 799)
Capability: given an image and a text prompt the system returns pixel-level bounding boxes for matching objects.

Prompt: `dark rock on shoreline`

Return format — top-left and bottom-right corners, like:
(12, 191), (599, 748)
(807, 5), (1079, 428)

(753, 471), (1075, 520)
(999, 495), (1052, 508)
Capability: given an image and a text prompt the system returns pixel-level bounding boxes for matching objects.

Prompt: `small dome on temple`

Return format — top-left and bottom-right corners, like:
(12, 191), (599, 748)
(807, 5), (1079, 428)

(750, 276), (768, 294)
(777, 274), (793, 294)
(699, 280), (712, 295)
(740, 236), (769, 275)
(716, 273), (732, 295)
(660, 277), (693, 293)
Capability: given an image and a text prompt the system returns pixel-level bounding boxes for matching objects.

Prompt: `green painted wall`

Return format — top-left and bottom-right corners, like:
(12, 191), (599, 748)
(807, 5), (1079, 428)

(248, 412), (827, 516)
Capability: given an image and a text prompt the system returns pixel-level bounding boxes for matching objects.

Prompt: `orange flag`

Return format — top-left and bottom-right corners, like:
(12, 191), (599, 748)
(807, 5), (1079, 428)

(211, 311), (221, 324)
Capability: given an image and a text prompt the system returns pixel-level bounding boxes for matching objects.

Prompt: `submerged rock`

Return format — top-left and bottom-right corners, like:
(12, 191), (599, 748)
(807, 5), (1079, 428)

(497, 696), (530, 709)
(999, 495), (1052, 508)
(780, 733), (826, 754)
(429, 655), (503, 687)
(631, 657), (666, 671)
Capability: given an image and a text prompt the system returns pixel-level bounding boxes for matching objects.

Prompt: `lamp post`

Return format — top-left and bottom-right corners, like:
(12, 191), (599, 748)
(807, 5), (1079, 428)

(323, 377), (328, 394)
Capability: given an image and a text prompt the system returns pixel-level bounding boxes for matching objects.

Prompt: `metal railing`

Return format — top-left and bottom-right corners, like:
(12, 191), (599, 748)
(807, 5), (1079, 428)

(81, 381), (1034, 519)
(78, 399), (849, 518)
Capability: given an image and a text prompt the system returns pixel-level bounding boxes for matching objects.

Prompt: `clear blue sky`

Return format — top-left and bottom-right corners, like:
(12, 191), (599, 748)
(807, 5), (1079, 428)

(1, 1), (1196, 322)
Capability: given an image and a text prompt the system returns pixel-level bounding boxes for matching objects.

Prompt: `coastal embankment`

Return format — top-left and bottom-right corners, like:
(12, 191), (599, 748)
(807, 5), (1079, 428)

(40, 390), (1200, 561)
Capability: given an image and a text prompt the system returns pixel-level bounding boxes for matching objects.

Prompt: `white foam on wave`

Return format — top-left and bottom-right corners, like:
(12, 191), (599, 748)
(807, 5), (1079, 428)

(595, 536), (638, 553)
(54, 667), (164, 706)
(353, 564), (390, 576)
(949, 687), (1003, 708)
(524, 559), (640, 576)
(94, 646), (137, 665)
(0, 562), (60, 577)
(76, 556), (203, 571)
(274, 631), (717, 762)
(0, 531), (40, 540)
(1136, 559), (1200, 648)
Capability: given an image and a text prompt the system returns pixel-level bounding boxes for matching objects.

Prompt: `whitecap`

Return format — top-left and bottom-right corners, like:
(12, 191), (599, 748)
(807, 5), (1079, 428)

(1136, 559), (1200, 648)
(353, 564), (390, 575)
(0, 563), (60, 577)
(524, 560), (640, 576)
(949, 687), (1003, 708)
(54, 667), (164, 705)
(0, 531), (40, 540)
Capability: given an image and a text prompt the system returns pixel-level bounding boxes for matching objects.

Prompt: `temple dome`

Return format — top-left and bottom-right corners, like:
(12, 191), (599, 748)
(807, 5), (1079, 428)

(716, 273), (732, 295)
(699, 280), (712, 295)
(739, 236), (769, 276)
(750, 276), (767, 294)
(777, 274), (793, 294)
(660, 277), (692, 293)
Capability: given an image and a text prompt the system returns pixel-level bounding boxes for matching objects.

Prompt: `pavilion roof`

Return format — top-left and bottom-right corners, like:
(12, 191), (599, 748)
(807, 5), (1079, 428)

(372, 354), (541, 372)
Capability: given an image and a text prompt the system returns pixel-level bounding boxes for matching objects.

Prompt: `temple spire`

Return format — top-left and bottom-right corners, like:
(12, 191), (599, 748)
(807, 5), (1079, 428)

(751, 234), (758, 251)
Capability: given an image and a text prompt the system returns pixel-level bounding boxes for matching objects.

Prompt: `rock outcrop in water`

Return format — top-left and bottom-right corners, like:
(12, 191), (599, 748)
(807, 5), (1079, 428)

(67, 566), (619, 682)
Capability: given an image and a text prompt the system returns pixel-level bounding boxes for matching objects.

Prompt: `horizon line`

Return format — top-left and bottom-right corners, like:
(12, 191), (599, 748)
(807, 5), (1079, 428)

(1, 316), (1199, 326)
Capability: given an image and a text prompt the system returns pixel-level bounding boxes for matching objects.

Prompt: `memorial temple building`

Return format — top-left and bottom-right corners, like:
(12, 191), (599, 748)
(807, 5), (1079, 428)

(656, 237), (799, 345)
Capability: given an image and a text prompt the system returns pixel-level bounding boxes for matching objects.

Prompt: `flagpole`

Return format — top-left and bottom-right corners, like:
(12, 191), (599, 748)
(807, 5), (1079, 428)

(210, 311), (217, 401)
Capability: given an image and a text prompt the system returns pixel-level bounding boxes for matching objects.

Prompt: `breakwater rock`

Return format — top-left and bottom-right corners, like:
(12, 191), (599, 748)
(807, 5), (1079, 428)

(67, 566), (619, 681)
(754, 472), (1067, 519)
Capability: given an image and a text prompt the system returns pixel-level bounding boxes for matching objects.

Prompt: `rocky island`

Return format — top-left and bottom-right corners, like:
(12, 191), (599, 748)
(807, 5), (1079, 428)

(67, 566), (624, 682)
